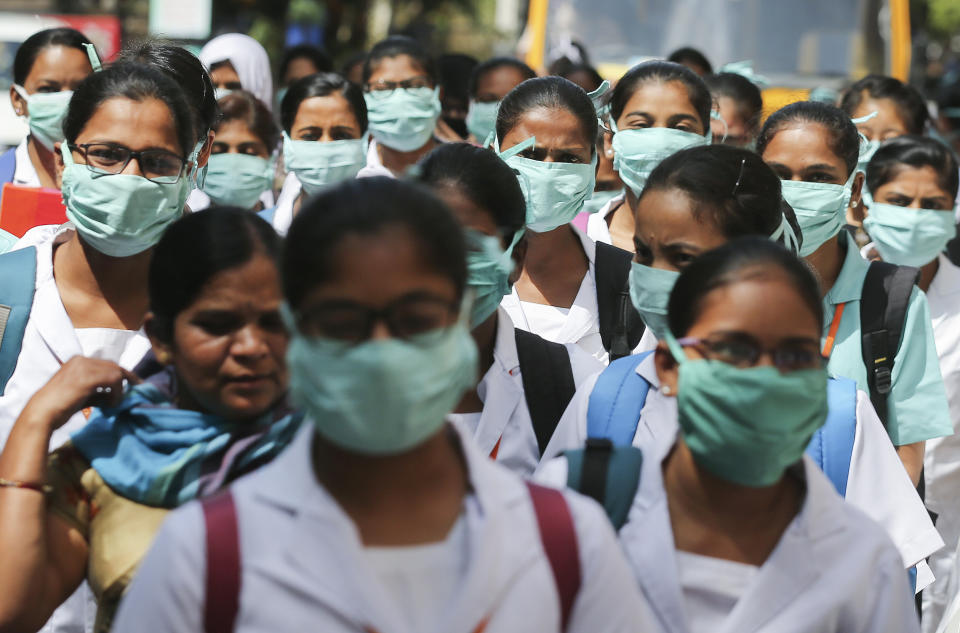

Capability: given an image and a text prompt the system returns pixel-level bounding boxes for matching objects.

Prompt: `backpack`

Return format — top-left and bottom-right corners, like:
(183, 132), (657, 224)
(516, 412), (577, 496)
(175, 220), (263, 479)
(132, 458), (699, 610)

(514, 329), (577, 457)
(0, 148), (15, 185)
(0, 246), (37, 396)
(566, 352), (859, 529)
(594, 242), (645, 361)
(201, 482), (583, 633)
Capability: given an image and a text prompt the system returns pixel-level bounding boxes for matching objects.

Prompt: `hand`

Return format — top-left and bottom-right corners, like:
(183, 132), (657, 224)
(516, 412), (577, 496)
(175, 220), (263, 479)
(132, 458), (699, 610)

(19, 358), (141, 431)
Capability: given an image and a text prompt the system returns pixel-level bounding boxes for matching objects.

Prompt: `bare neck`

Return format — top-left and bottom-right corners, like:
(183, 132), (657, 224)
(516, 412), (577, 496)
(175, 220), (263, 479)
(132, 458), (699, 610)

(805, 234), (845, 299)
(378, 138), (438, 176)
(26, 136), (58, 189)
(522, 225), (587, 276)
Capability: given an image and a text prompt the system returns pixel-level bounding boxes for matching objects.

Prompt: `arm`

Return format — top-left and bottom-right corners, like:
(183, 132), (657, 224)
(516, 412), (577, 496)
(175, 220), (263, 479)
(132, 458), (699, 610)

(0, 357), (132, 632)
(896, 441), (925, 488)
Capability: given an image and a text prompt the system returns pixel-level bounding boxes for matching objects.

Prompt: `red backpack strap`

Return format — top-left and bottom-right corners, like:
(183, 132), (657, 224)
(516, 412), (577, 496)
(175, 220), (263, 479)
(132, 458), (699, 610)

(526, 482), (582, 631)
(202, 491), (241, 633)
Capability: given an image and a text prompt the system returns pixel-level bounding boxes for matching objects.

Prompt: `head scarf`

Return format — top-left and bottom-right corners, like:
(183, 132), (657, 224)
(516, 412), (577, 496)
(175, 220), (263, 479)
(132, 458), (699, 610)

(199, 33), (274, 111)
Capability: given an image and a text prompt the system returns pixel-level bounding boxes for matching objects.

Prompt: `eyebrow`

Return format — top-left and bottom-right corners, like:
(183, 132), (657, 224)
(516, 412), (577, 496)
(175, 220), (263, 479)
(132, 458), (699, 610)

(662, 241), (703, 252)
(803, 163), (840, 172)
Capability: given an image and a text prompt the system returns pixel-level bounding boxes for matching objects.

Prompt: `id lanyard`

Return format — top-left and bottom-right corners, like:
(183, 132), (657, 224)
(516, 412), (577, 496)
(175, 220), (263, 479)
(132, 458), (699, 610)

(822, 303), (847, 359)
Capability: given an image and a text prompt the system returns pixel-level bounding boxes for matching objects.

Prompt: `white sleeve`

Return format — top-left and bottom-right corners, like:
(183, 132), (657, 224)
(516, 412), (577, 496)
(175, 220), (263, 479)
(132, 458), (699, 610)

(111, 503), (206, 633)
(537, 372), (599, 468)
(563, 491), (659, 633)
(845, 390), (944, 570)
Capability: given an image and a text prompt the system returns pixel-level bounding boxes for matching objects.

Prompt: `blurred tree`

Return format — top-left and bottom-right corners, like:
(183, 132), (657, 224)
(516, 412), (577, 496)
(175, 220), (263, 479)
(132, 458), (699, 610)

(927, 0), (960, 37)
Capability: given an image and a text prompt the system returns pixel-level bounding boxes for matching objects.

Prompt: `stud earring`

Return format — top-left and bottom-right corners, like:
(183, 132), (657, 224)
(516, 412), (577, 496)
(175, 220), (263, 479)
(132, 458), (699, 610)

(662, 385), (672, 395)
(156, 351), (171, 364)
(605, 148), (614, 157)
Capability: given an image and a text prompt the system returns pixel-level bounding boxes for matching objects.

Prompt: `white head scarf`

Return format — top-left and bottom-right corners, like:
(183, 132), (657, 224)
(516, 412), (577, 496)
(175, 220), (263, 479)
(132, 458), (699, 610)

(199, 34), (274, 111)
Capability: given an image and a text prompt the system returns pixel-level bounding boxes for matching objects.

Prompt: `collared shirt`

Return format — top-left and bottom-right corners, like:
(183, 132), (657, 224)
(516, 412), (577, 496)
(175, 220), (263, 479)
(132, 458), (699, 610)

(585, 192), (625, 246)
(823, 231), (951, 446)
(13, 137), (41, 187)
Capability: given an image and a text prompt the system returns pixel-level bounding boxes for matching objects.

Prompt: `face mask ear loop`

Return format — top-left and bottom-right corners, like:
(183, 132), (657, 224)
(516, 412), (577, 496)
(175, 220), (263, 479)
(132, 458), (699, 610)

(82, 43), (103, 72)
(769, 213), (800, 255)
(482, 131), (496, 149)
(710, 110), (728, 144)
(496, 136), (536, 161)
(588, 80), (612, 128)
(852, 110), (879, 166)
(662, 330), (688, 365)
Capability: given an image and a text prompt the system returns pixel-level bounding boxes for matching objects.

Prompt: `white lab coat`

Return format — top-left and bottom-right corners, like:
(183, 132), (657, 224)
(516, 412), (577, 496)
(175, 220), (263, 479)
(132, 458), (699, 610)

(923, 253), (960, 631)
(537, 434), (920, 633)
(268, 172), (302, 236)
(585, 191), (624, 246)
(448, 308), (602, 477)
(112, 423), (659, 633)
(11, 137), (40, 187)
(357, 139), (396, 179)
(540, 354), (943, 582)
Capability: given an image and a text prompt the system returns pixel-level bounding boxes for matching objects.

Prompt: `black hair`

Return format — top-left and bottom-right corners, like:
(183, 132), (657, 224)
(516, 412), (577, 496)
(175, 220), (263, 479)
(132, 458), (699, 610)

(496, 76), (598, 152)
(640, 145), (802, 250)
(756, 101), (861, 178)
(558, 63), (605, 93)
(362, 36), (437, 85)
(703, 72), (763, 133)
(666, 47), (713, 75)
(280, 72), (367, 135)
(938, 79), (960, 126)
(668, 237), (823, 337)
(417, 143), (526, 236)
(439, 53), (478, 104)
(215, 90), (280, 152)
(116, 40), (218, 143)
(547, 41), (592, 77)
(469, 57), (536, 98)
(866, 135), (959, 201)
(840, 74), (930, 136)
(64, 62), (195, 158)
(340, 51), (367, 84)
(13, 28), (93, 85)
(279, 44), (333, 83)
(607, 61), (712, 134)
(148, 208), (281, 343)
(283, 177), (467, 308)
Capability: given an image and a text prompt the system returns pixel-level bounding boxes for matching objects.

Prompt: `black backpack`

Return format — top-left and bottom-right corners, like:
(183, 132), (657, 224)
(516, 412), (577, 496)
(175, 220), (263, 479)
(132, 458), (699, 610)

(514, 329), (577, 456)
(594, 242), (646, 361)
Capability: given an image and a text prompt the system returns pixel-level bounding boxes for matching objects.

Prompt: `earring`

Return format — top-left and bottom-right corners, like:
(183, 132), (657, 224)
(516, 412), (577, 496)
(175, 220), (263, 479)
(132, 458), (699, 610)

(155, 351), (170, 364)
(662, 385), (672, 395)
(605, 149), (614, 157)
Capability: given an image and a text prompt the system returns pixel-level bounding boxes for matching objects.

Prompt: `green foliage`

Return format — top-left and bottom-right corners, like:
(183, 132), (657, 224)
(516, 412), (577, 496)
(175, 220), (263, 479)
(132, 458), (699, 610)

(928, 0), (960, 36)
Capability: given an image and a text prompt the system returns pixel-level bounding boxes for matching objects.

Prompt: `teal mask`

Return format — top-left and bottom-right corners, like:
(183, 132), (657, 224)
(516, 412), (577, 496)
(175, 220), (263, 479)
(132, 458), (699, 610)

(466, 100), (499, 144)
(14, 85), (72, 151)
(864, 202), (957, 267)
(498, 137), (597, 233)
(610, 120), (709, 196)
(857, 139), (880, 178)
(214, 87), (234, 101)
(285, 312), (478, 455)
(202, 153), (273, 209)
(664, 332), (829, 487)
(780, 170), (856, 257)
(628, 263), (679, 340)
(466, 228), (523, 328)
(364, 86), (441, 152)
(60, 145), (189, 257)
(282, 132), (367, 196)
(582, 188), (622, 215)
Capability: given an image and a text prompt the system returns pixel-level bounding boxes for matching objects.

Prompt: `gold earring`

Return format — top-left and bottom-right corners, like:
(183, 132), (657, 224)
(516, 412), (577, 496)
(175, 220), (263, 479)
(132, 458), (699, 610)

(156, 351), (170, 364)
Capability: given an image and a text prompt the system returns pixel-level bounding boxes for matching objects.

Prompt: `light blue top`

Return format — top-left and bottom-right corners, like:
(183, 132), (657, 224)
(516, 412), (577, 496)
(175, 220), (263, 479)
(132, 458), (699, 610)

(257, 206), (275, 224)
(0, 229), (16, 254)
(823, 231), (951, 445)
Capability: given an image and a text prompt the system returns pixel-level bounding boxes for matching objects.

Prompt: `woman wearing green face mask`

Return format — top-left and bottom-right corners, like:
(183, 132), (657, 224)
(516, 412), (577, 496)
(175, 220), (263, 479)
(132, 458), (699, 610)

(464, 57), (536, 145)
(4, 28), (95, 190)
(268, 72), (368, 236)
(418, 143), (602, 477)
(497, 76), (645, 365)
(199, 90), (279, 213)
(359, 36), (444, 179)
(543, 239), (919, 633)
(113, 177), (658, 633)
(587, 62), (713, 252)
(759, 101), (952, 488)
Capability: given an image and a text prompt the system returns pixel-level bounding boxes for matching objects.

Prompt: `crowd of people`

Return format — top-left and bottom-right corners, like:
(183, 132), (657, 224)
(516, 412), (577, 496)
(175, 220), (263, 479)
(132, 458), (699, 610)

(0, 23), (960, 633)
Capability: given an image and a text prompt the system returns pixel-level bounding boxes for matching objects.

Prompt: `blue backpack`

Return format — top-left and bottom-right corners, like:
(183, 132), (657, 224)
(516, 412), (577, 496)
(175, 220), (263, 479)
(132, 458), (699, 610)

(0, 246), (38, 395)
(566, 351), (858, 529)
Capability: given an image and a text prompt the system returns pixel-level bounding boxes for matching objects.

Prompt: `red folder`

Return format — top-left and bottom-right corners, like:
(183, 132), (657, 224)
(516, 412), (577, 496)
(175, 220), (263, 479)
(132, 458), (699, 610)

(0, 183), (68, 238)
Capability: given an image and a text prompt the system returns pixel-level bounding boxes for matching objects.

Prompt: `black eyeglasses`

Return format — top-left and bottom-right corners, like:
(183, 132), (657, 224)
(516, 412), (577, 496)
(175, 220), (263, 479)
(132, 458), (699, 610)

(363, 76), (433, 96)
(68, 143), (186, 184)
(676, 334), (824, 372)
(294, 293), (459, 343)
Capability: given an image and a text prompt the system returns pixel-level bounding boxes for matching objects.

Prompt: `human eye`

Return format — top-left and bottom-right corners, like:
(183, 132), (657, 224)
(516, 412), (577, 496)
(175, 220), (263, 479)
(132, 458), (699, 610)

(633, 241), (654, 265)
(883, 195), (911, 207)
(705, 336), (756, 367)
(258, 310), (286, 333)
(142, 151), (183, 177)
(192, 312), (243, 337)
(775, 343), (823, 370)
(86, 144), (126, 166)
(807, 172), (835, 184)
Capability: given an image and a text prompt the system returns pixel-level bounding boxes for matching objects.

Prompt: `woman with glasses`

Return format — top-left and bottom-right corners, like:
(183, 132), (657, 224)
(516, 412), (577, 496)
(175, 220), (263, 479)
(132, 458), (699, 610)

(113, 177), (656, 633)
(3, 28), (96, 190)
(358, 36), (444, 178)
(544, 239), (920, 632)
(0, 208), (298, 633)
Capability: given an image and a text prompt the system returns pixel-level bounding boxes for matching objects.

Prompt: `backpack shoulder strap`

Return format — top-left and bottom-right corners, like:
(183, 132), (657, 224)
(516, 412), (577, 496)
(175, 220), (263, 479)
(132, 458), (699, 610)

(0, 148), (16, 185)
(515, 328), (577, 456)
(594, 242), (645, 361)
(805, 377), (858, 497)
(0, 246), (37, 396)
(586, 351), (653, 446)
(202, 491), (241, 633)
(860, 261), (919, 426)
(525, 482), (582, 631)
(566, 439), (643, 530)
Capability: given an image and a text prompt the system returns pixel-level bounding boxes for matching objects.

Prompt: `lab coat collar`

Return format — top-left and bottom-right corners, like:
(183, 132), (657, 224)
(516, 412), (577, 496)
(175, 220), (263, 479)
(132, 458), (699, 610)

(30, 226), (83, 363)
(823, 231), (870, 306)
(929, 253), (960, 299)
(246, 422), (538, 632)
(469, 308), (524, 454)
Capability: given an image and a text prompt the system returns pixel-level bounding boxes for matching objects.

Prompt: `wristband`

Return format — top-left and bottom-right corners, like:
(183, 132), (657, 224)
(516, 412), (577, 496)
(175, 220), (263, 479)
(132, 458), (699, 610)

(0, 477), (52, 495)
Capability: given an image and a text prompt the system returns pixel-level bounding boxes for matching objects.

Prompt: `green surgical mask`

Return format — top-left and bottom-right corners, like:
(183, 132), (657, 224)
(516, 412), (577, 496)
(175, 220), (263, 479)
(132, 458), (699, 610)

(202, 153), (273, 209)
(498, 137), (597, 233)
(582, 188), (622, 215)
(214, 87), (234, 101)
(60, 144), (189, 257)
(857, 139), (880, 178)
(610, 120), (710, 196)
(282, 132), (367, 196)
(864, 202), (957, 267)
(285, 309), (478, 455)
(664, 331), (829, 487)
(628, 263), (679, 340)
(466, 228), (523, 328)
(780, 170), (856, 257)
(466, 100), (499, 143)
(364, 86), (441, 152)
(13, 85), (72, 151)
